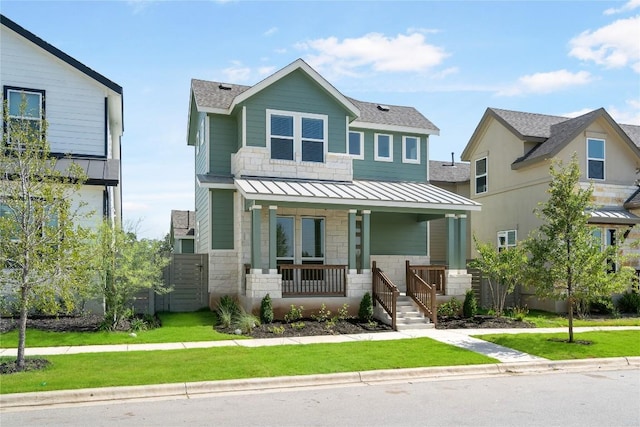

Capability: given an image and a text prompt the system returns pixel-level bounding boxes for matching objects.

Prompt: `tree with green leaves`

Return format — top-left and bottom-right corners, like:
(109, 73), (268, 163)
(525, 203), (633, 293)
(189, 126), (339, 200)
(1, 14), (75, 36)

(524, 155), (635, 342)
(0, 97), (92, 371)
(469, 237), (528, 316)
(90, 221), (170, 330)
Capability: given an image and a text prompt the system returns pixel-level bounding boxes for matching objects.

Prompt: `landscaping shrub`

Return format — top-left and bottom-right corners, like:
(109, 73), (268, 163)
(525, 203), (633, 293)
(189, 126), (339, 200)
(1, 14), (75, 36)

(216, 296), (240, 328)
(284, 305), (304, 323)
(236, 311), (260, 334)
(358, 292), (373, 321)
(463, 289), (478, 318)
(438, 297), (461, 317)
(617, 291), (640, 314)
(311, 303), (331, 322)
(509, 305), (529, 321)
(260, 294), (274, 324)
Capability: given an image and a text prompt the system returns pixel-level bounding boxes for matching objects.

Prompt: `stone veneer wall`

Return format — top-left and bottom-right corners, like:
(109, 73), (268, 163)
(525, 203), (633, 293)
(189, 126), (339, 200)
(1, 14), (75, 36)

(232, 146), (353, 182)
(371, 255), (430, 293)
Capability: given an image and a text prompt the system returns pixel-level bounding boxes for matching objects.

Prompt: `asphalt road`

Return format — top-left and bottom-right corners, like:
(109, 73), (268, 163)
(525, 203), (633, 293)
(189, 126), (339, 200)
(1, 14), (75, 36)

(3, 368), (639, 426)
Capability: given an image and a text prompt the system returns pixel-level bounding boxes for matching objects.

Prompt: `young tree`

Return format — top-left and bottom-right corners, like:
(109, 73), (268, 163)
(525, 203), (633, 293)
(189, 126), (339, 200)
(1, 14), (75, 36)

(524, 155), (635, 342)
(90, 221), (170, 330)
(0, 98), (92, 371)
(469, 237), (528, 316)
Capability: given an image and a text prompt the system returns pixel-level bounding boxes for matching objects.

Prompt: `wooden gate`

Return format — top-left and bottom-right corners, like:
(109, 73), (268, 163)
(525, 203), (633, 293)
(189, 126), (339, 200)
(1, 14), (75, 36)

(155, 253), (208, 312)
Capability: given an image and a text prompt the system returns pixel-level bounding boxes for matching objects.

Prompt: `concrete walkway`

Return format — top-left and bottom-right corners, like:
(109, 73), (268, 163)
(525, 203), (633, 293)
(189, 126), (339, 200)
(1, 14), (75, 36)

(2, 326), (638, 363)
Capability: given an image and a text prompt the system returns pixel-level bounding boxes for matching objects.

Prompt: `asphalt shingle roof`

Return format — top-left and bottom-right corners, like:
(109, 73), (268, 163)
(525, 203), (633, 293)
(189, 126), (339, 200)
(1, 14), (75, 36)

(171, 210), (195, 237)
(347, 97), (439, 132)
(191, 79), (250, 111)
(429, 160), (470, 183)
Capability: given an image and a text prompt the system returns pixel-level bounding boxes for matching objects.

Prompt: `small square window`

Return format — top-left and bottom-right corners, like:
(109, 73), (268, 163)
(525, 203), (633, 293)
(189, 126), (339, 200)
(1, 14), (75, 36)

(402, 136), (420, 164)
(374, 133), (393, 162)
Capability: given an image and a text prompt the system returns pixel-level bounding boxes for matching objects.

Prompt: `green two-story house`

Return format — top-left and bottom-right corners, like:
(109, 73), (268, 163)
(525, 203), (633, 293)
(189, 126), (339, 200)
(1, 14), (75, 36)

(186, 59), (480, 319)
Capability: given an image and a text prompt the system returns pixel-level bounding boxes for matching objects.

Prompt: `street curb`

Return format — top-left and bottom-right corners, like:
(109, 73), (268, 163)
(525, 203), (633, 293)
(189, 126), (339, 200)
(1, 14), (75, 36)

(2, 357), (638, 410)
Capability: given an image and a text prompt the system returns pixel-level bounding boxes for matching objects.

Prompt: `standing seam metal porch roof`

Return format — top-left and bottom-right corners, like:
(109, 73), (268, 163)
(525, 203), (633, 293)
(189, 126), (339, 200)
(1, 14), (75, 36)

(233, 177), (481, 211)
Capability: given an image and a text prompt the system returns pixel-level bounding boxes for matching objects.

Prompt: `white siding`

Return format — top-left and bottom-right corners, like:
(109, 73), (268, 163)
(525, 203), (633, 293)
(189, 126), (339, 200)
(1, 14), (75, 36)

(70, 185), (105, 230)
(1, 26), (107, 157)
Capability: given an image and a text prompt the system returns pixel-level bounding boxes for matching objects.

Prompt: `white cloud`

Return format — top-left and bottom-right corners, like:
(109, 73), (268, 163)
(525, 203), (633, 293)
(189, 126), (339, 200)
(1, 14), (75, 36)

(569, 16), (640, 72)
(604, 0), (640, 15)
(221, 61), (252, 82)
(563, 100), (640, 125)
(498, 70), (593, 96)
(296, 31), (449, 77)
(257, 66), (276, 77)
(264, 27), (278, 37)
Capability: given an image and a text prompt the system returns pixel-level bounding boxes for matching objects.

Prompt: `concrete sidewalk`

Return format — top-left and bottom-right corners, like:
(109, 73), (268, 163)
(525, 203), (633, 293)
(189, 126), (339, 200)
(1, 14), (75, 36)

(1, 326), (638, 363)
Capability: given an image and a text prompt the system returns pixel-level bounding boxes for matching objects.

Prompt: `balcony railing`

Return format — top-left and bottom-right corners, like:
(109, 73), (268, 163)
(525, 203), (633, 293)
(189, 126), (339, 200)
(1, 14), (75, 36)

(406, 261), (438, 326)
(279, 264), (347, 297)
(407, 264), (446, 295)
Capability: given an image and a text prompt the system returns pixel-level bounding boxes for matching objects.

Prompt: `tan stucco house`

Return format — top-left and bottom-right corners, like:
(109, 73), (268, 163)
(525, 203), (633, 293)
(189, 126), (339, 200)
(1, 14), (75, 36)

(461, 107), (640, 312)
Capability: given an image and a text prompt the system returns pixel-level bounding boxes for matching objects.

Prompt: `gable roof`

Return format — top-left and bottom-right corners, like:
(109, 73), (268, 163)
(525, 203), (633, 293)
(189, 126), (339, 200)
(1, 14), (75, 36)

(170, 210), (195, 238)
(1, 14), (122, 95)
(428, 160), (470, 183)
(463, 107), (640, 167)
(190, 59), (438, 135)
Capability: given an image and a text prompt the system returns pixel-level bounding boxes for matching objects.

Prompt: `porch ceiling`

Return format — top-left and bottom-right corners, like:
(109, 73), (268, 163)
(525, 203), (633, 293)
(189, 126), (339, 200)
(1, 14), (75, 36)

(235, 176), (481, 212)
(588, 208), (640, 225)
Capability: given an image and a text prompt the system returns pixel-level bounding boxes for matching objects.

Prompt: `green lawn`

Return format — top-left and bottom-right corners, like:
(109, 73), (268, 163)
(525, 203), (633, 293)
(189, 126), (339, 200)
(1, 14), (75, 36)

(0, 311), (241, 348)
(479, 330), (640, 360)
(0, 338), (495, 394)
(521, 310), (640, 328)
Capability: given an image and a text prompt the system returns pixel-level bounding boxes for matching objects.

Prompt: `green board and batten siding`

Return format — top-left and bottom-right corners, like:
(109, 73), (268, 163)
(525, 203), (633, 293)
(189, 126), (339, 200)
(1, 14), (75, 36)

(370, 212), (427, 256)
(211, 190), (234, 250)
(240, 69), (350, 151)
(194, 113), (209, 253)
(209, 114), (237, 176)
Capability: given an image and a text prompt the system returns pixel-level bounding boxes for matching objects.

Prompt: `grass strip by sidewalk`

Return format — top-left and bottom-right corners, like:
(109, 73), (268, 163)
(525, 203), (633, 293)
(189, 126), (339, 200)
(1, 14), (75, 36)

(478, 330), (640, 360)
(522, 311), (640, 328)
(0, 312), (240, 348)
(0, 338), (495, 394)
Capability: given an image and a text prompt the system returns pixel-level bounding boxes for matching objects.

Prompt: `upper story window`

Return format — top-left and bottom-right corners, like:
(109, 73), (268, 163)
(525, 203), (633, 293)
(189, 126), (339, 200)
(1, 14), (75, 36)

(497, 230), (516, 251)
(268, 110), (326, 163)
(587, 138), (605, 180)
(475, 157), (487, 194)
(348, 131), (364, 159)
(402, 136), (420, 164)
(4, 87), (45, 140)
(374, 133), (393, 162)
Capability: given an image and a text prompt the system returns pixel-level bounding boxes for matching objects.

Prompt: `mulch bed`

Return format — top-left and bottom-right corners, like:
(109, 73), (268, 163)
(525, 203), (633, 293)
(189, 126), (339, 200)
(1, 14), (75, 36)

(217, 318), (393, 339)
(436, 315), (536, 329)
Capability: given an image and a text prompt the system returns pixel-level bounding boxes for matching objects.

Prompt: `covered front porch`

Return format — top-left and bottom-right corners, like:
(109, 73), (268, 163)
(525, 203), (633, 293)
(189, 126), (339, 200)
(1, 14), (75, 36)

(236, 177), (480, 314)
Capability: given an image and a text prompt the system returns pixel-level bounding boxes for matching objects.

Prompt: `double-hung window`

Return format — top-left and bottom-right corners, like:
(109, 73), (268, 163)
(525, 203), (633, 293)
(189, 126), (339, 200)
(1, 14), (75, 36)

(402, 136), (420, 164)
(475, 157), (488, 194)
(587, 138), (605, 180)
(348, 131), (364, 159)
(5, 87), (45, 141)
(268, 110), (326, 163)
(497, 230), (516, 251)
(374, 133), (393, 162)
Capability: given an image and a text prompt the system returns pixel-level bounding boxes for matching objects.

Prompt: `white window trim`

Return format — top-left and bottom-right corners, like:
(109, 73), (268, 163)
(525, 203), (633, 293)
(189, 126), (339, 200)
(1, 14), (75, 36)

(348, 131), (364, 160)
(497, 230), (517, 250)
(402, 135), (420, 164)
(586, 138), (605, 181)
(374, 133), (393, 162)
(475, 157), (488, 194)
(266, 109), (328, 163)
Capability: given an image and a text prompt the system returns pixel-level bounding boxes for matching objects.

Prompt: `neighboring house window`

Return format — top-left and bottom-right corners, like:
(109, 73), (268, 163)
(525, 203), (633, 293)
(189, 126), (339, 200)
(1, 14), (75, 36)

(587, 138), (605, 180)
(475, 157), (488, 194)
(348, 131), (364, 159)
(592, 227), (618, 272)
(301, 217), (324, 264)
(4, 87), (45, 140)
(374, 133), (393, 162)
(402, 136), (420, 164)
(268, 110), (327, 163)
(497, 230), (516, 251)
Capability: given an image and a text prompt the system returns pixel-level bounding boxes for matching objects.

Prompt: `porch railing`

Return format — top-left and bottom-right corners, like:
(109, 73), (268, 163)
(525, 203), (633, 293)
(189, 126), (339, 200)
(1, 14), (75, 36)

(372, 261), (399, 330)
(279, 264), (347, 297)
(406, 263), (446, 295)
(406, 261), (438, 326)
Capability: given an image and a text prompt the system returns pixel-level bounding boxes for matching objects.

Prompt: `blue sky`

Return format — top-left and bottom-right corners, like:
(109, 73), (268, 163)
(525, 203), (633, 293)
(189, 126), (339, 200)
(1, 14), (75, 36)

(2, 0), (639, 239)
